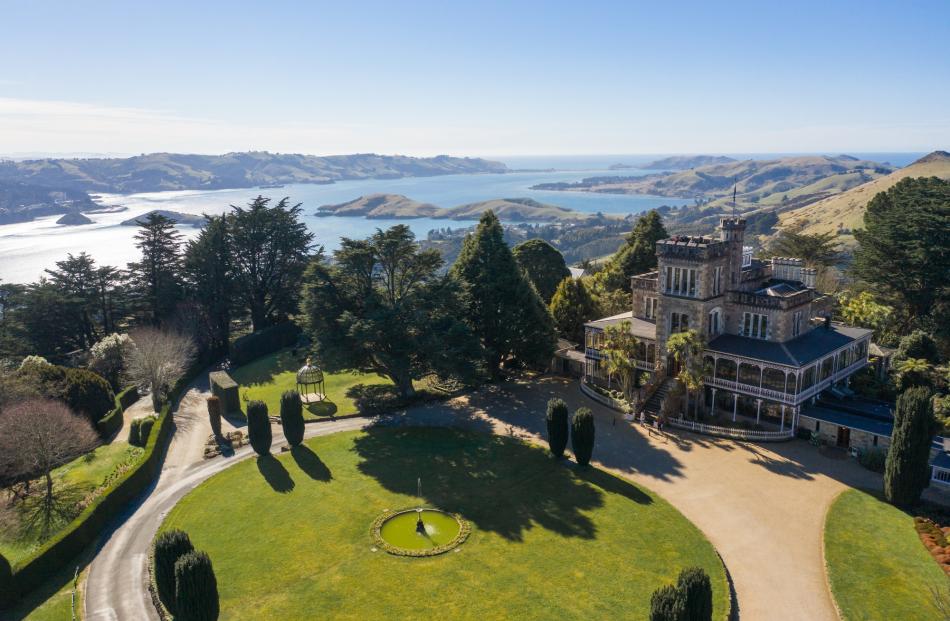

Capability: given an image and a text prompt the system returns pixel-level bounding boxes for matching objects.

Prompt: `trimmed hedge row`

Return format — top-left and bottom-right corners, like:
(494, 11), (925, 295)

(95, 385), (141, 439)
(229, 321), (301, 367)
(0, 365), (202, 609)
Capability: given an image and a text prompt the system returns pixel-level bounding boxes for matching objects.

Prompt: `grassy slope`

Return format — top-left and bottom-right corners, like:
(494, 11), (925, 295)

(229, 349), (391, 419)
(0, 443), (142, 565)
(161, 428), (729, 620)
(779, 153), (950, 236)
(824, 489), (946, 620)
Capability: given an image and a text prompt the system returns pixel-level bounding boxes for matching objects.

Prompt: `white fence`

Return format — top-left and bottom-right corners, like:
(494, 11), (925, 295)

(666, 417), (794, 442)
(579, 380), (629, 412)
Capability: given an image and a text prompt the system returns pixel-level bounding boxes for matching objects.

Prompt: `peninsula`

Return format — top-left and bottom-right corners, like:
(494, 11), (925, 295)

(316, 194), (605, 222)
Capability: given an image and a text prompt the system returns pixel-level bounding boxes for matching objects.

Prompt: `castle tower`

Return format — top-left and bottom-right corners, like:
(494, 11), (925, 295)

(719, 217), (747, 287)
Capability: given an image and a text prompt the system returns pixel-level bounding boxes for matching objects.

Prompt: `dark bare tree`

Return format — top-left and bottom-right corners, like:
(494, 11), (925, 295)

(0, 399), (99, 515)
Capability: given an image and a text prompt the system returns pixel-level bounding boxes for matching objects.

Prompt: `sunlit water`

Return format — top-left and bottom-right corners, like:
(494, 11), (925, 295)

(0, 153), (923, 283)
(379, 510), (461, 550)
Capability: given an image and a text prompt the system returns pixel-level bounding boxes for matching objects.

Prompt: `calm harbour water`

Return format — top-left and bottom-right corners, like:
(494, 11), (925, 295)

(0, 153), (924, 283)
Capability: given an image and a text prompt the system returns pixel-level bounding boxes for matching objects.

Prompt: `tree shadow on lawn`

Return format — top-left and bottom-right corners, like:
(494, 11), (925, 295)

(230, 348), (302, 387)
(354, 427), (654, 542)
(257, 454), (294, 493)
(291, 445), (332, 481)
(305, 400), (338, 418)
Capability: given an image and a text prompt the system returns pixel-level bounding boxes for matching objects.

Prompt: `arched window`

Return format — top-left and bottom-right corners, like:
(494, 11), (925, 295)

(707, 307), (722, 336)
(738, 362), (761, 386)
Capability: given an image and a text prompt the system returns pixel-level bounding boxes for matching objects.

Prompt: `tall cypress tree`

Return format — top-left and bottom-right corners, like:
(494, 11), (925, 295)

(450, 211), (556, 377)
(549, 277), (598, 343)
(183, 214), (233, 354)
(127, 212), (184, 325)
(884, 386), (938, 506)
(512, 238), (570, 304)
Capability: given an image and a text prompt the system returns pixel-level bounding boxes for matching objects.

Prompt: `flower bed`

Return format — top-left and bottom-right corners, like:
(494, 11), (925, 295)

(914, 516), (950, 576)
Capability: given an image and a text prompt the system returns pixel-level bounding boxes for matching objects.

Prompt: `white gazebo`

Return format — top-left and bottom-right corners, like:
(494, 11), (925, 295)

(296, 358), (326, 404)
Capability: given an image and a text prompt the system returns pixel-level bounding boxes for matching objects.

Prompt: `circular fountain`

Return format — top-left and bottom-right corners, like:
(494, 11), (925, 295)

(371, 478), (470, 556)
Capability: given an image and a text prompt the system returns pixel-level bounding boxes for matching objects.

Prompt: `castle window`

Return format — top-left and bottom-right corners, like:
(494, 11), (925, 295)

(792, 311), (803, 337)
(670, 312), (689, 334)
(644, 297), (657, 319)
(741, 312), (769, 339)
(713, 266), (722, 296)
(707, 309), (721, 336)
(665, 267), (697, 296)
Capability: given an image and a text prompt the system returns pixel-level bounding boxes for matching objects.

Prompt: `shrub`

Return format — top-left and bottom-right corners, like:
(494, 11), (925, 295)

(571, 407), (595, 466)
(677, 567), (713, 621)
(129, 418), (142, 447)
(207, 396), (222, 438)
(89, 333), (134, 391)
(230, 322), (301, 367)
(139, 416), (157, 447)
(62, 367), (115, 423)
(857, 447), (887, 473)
(279, 391), (304, 447)
(896, 330), (940, 364)
(0, 552), (12, 609)
(545, 397), (569, 458)
(174, 550), (219, 621)
(246, 400), (272, 455)
(884, 386), (938, 506)
(650, 584), (685, 621)
(154, 529), (194, 613)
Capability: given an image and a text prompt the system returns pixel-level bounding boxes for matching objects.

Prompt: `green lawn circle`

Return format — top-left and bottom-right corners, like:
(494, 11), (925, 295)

(160, 428), (729, 620)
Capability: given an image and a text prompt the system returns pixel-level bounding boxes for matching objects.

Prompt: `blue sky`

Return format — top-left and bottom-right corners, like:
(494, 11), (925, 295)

(1, 0), (948, 156)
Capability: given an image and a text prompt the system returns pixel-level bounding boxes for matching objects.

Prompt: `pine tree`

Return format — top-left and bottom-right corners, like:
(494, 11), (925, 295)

(512, 238), (570, 303)
(154, 529), (194, 613)
(173, 550), (219, 621)
(612, 209), (669, 279)
(884, 386), (938, 506)
(549, 277), (598, 343)
(280, 390), (305, 447)
(127, 212), (184, 325)
(677, 567), (713, 621)
(183, 214), (233, 354)
(450, 211), (557, 377)
(44, 252), (101, 347)
(571, 407), (595, 466)
(853, 177), (950, 321)
(246, 400), (272, 456)
(546, 398), (569, 458)
(228, 196), (315, 332)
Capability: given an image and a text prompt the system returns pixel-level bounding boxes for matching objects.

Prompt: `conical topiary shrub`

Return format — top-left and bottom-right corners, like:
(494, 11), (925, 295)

(246, 400), (271, 456)
(280, 390), (304, 447)
(153, 529), (194, 613)
(571, 407), (595, 466)
(174, 550), (219, 621)
(650, 583), (685, 621)
(207, 396), (222, 438)
(677, 566), (713, 620)
(545, 398), (569, 458)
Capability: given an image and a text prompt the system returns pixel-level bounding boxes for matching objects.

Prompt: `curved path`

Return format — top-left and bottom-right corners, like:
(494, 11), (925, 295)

(85, 375), (882, 621)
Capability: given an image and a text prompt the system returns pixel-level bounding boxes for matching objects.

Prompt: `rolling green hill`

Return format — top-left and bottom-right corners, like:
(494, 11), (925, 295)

(778, 150), (950, 236)
(316, 194), (604, 222)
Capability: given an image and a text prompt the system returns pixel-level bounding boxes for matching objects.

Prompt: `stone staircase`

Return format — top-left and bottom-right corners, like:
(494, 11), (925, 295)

(642, 377), (673, 417)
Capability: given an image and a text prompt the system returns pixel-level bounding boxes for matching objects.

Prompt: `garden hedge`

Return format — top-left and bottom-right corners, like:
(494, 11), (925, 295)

(95, 385), (141, 439)
(0, 362), (203, 609)
(229, 321), (301, 367)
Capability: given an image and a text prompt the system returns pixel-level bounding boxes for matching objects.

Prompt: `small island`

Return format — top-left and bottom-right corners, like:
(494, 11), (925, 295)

(120, 210), (206, 228)
(55, 212), (93, 226)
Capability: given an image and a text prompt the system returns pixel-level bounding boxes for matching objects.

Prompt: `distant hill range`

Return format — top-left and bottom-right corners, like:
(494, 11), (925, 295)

(778, 151), (950, 237)
(0, 151), (507, 194)
(316, 193), (602, 222)
(0, 181), (99, 224)
(0, 151), (508, 224)
(641, 155), (738, 170)
(532, 155), (894, 212)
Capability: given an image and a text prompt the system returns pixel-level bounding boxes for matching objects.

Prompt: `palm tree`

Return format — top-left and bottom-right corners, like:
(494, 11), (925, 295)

(896, 357), (933, 391)
(602, 321), (640, 407)
(666, 330), (705, 420)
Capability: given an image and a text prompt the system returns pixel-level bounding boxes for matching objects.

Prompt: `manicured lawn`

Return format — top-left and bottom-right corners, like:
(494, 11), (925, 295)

(161, 428), (729, 620)
(824, 489), (947, 620)
(229, 349), (391, 419)
(0, 442), (143, 565)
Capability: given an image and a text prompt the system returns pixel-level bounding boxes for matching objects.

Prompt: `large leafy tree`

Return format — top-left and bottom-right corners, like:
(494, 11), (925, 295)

(549, 277), (598, 343)
(228, 196), (315, 331)
(183, 214), (233, 354)
(512, 239), (570, 304)
(451, 211), (557, 377)
(127, 212), (184, 325)
(768, 229), (842, 267)
(853, 177), (950, 322)
(44, 252), (101, 347)
(302, 225), (479, 398)
(884, 386), (938, 506)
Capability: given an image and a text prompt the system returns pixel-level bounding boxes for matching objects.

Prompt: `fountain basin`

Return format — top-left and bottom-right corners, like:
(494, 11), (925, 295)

(372, 508), (470, 557)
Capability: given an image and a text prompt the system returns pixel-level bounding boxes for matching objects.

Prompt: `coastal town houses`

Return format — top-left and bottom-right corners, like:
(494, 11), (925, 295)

(583, 217), (875, 441)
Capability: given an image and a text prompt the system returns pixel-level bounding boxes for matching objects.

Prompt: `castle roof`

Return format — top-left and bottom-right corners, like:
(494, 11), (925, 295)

(706, 323), (872, 368)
